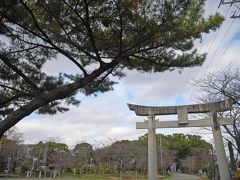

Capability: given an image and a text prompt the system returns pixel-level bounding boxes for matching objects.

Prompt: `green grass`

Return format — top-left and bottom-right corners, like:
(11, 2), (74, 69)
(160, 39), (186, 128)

(1, 173), (209, 180)
(60, 174), (149, 180)
(0, 173), (161, 180)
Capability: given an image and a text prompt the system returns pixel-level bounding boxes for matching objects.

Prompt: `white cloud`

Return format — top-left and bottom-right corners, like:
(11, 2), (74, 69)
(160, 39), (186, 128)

(15, 1), (240, 147)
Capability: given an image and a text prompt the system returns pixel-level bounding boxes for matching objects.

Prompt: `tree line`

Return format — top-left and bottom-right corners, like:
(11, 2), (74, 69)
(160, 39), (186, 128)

(0, 130), (217, 177)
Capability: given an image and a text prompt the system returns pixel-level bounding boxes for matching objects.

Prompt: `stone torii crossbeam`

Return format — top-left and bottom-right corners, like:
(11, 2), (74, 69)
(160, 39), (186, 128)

(127, 99), (234, 180)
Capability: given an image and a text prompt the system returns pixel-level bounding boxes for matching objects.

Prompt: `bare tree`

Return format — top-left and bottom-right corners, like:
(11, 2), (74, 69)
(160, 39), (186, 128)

(0, 127), (24, 172)
(195, 67), (240, 157)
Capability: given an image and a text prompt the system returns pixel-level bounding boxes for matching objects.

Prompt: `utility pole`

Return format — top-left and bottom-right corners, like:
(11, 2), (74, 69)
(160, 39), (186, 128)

(43, 142), (48, 165)
(219, 0), (240, 18)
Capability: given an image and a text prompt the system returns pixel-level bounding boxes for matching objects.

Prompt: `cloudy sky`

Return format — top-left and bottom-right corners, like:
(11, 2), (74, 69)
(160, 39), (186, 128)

(16, 0), (240, 147)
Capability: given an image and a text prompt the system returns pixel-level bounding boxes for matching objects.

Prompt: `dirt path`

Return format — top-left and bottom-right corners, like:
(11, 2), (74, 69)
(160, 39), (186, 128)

(169, 173), (201, 180)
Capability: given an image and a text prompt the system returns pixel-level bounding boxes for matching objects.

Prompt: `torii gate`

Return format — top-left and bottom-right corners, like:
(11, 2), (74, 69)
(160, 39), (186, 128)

(127, 99), (234, 180)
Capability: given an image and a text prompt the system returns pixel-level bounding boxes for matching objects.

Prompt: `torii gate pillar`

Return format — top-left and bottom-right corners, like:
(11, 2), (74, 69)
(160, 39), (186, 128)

(148, 115), (157, 180)
(211, 112), (230, 180)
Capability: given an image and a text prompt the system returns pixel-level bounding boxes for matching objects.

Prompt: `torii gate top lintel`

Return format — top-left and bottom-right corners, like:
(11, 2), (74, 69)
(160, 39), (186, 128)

(127, 99), (233, 116)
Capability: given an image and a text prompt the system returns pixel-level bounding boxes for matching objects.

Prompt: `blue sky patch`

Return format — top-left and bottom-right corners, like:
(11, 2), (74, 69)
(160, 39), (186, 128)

(233, 32), (240, 40)
(228, 32), (240, 44)
(126, 91), (135, 101)
(175, 96), (187, 105)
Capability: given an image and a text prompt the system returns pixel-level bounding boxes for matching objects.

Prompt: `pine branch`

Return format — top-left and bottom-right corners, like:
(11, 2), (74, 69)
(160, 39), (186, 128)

(19, 0), (88, 76)
(6, 45), (40, 55)
(131, 54), (191, 68)
(0, 93), (33, 108)
(61, 0), (104, 65)
(0, 53), (40, 92)
(83, 0), (104, 65)
(43, 4), (100, 63)
(126, 1), (184, 53)
(0, 83), (22, 93)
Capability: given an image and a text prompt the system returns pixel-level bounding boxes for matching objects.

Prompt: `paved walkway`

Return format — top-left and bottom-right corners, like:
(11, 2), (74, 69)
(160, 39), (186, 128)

(169, 173), (201, 180)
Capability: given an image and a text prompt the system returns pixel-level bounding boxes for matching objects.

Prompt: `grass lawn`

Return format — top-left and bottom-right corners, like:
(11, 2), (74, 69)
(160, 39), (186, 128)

(0, 173), (209, 179)
(0, 173), (166, 180)
(59, 173), (170, 180)
(68, 174), (147, 179)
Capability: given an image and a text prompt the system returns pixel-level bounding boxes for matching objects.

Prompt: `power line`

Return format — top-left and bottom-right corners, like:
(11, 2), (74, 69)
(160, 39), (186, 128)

(219, 0), (240, 18)
(177, 1), (240, 104)
(216, 23), (240, 70)
(180, 5), (232, 103)
(219, 0), (240, 7)
(193, 5), (231, 77)
(175, 4), (224, 102)
(184, 18), (238, 102)
(204, 18), (235, 70)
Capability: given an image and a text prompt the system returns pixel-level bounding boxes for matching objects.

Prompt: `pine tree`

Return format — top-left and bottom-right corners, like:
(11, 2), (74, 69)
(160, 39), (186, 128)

(0, 0), (224, 138)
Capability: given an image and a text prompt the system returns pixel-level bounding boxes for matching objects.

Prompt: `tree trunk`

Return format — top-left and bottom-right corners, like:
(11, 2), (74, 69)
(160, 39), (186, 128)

(228, 141), (237, 172)
(235, 138), (240, 154)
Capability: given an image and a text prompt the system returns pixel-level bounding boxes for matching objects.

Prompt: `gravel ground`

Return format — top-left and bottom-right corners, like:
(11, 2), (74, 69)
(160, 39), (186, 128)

(170, 173), (202, 180)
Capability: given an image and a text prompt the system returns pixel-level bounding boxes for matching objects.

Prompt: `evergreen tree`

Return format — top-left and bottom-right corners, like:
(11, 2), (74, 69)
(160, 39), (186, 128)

(0, 0), (224, 137)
